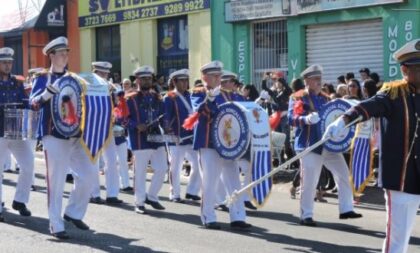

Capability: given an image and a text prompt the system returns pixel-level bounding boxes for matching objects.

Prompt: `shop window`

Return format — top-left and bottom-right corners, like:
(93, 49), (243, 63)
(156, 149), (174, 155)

(96, 25), (121, 80)
(157, 16), (189, 81)
(252, 20), (287, 89)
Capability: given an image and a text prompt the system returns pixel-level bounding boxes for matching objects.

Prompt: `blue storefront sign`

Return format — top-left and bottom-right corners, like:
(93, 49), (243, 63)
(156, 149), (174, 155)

(157, 16), (189, 78)
(79, 0), (210, 28)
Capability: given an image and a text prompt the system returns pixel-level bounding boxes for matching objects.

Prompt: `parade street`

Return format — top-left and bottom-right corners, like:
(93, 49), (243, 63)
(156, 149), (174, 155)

(0, 153), (418, 253)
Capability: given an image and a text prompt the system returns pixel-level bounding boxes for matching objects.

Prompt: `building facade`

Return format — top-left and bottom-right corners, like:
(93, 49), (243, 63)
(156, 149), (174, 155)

(0, 0), (80, 75)
(288, 0), (420, 83)
(78, 0), (211, 82)
(213, 0), (420, 86)
(212, 0), (292, 87)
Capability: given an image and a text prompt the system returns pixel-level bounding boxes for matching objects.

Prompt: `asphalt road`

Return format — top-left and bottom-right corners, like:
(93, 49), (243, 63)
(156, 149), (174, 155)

(0, 153), (419, 253)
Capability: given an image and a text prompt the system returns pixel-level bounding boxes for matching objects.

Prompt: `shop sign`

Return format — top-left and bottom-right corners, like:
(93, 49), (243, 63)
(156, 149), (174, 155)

(158, 16), (188, 56)
(225, 0), (293, 22)
(79, 0), (210, 28)
(296, 0), (404, 14)
(36, 0), (66, 29)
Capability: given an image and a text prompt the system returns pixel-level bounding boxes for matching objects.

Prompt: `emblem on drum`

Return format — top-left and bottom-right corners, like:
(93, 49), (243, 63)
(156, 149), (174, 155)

(51, 76), (82, 137)
(211, 103), (250, 160)
(319, 99), (356, 152)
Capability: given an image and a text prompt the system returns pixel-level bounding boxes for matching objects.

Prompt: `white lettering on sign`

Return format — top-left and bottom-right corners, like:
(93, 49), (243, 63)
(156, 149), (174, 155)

(405, 21), (413, 42)
(291, 58), (298, 79)
(388, 25), (398, 78)
(238, 41), (246, 82)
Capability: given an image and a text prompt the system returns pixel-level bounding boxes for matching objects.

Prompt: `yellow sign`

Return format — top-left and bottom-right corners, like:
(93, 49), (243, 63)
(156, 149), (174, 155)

(79, 0), (209, 28)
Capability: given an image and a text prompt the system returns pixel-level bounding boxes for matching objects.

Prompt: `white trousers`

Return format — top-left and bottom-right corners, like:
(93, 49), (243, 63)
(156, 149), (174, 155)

(300, 149), (354, 219)
(168, 145), (201, 199)
(3, 150), (12, 171)
(0, 138), (34, 212)
(133, 147), (167, 206)
(91, 138), (121, 198)
(382, 190), (420, 253)
(215, 176), (227, 205)
(43, 136), (97, 233)
(116, 142), (130, 188)
(198, 148), (246, 224)
(237, 159), (252, 202)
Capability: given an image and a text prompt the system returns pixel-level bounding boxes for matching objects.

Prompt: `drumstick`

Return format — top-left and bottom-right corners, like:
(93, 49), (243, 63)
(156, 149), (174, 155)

(224, 116), (362, 207)
(146, 114), (164, 127)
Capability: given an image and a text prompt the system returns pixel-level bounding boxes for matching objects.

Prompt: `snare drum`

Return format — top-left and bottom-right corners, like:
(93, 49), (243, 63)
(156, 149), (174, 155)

(3, 108), (39, 140)
(147, 134), (179, 143)
(113, 125), (126, 137)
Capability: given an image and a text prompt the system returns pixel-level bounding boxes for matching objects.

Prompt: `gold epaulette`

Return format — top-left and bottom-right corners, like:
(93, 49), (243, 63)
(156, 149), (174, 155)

(291, 89), (308, 100)
(125, 91), (138, 100)
(380, 80), (409, 100)
(166, 90), (177, 98)
(192, 86), (206, 94)
(33, 68), (49, 78)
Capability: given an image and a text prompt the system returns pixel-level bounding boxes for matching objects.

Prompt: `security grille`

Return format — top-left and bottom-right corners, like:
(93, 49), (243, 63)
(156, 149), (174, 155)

(252, 20), (288, 89)
(306, 19), (384, 84)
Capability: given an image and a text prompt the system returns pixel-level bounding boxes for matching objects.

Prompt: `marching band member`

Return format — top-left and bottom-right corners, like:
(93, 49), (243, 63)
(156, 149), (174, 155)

(30, 37), (98, 239)
(89, 61), (124, 205)
(113, 88), (132, 192)
(187, 62), (251, 230)
(0, 47), (34, 221)
(163, 69), (201, 203)
(126, 65), (167, 214)
(287, 64), (362, 227)
(325, 39), (420, 253)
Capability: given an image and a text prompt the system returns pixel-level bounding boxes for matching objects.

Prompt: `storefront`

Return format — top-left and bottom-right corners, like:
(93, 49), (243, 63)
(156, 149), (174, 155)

(0, 0), (80, 75)
(78, 0), (211, 82)
(288, 0), (420, 83)
(212, 0), (292, 87)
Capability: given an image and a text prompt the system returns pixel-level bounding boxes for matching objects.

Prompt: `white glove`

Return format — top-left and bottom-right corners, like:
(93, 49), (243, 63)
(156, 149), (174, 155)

(323, 117), (346, 141)
(39, 79), (60, 102)
(207, 86), (220, 101)
(259, 90), (270, 100)
(304, 112), (320, 125)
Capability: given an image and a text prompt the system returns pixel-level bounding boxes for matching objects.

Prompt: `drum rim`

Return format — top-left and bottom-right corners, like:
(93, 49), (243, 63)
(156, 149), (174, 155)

(50, 75), (83, 138)
(318, 98), (356, 152)
(211, 102), (251, 160)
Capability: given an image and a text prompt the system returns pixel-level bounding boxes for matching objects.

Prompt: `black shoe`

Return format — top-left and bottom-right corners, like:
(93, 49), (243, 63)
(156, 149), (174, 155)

(230, 221), (252, 230)
(135, 205), (147, 214)
(121, 186), (133, 192)
(1, 202), (4, 207)
(31, 185), (37, 191)
(145, 198), (165, 210)
(66, 174), (74, 183)
(171, 198), (184, 203)
(63, 214), (90, 230)
(339, 211), (363, 219)
(215, 204), (229, 212)
(106, 197), (123, 205)
(52, 231), (70, 240)
(300, 218), (317, 227)
(185, 193), (201, 201)
(12, 201), (31, 216)
(204, 222), (221, 230)
(90, 197), (105, 204)
(244, 201), (257, 210)
(0, 212), (4, 222)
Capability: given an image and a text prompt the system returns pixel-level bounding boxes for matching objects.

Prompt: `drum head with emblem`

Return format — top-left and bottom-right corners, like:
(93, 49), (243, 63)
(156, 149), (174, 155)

(211, 102), (250, 160)
(319, 99), (356, 152)
(51, 75), (82, 137)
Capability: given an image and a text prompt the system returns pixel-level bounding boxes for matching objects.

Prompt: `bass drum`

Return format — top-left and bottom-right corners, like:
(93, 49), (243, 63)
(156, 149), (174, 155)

(318, 99), (356, 153)
(50, 75), (83, 138)
(211, 102), (251, 160)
